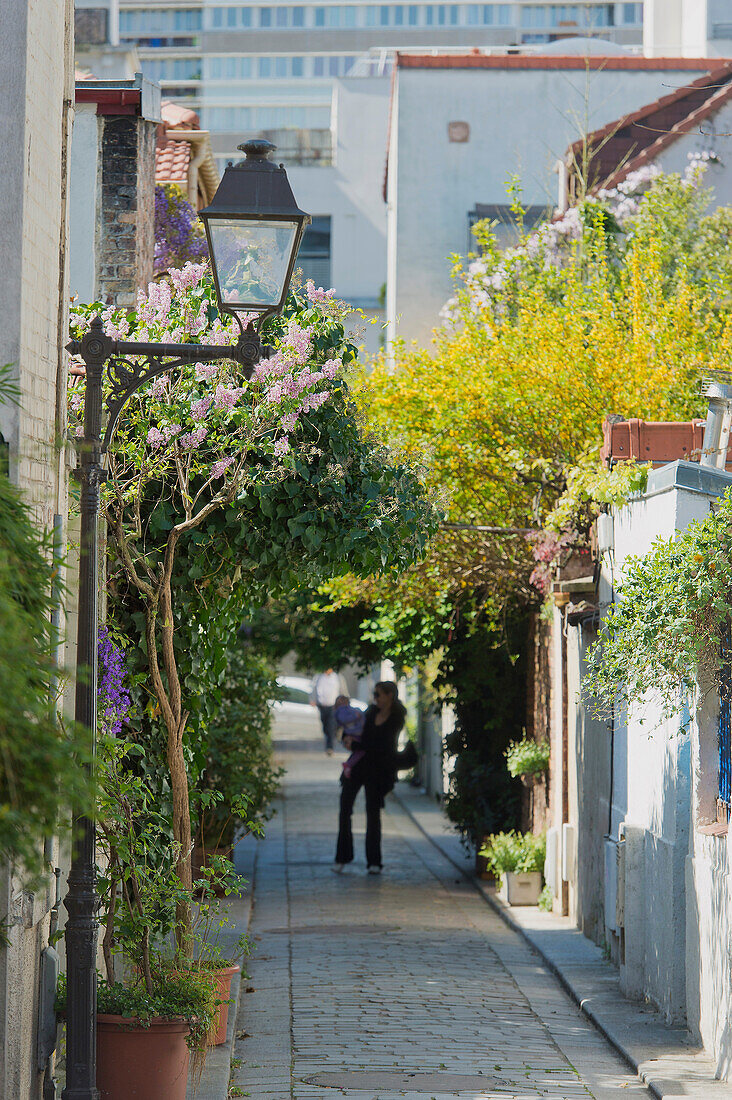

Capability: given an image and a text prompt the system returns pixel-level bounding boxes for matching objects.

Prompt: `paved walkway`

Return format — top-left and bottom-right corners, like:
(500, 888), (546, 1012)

(230, 743), (651, 1100)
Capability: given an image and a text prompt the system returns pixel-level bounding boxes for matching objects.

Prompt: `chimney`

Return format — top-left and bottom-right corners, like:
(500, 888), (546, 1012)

(700, 381), (732, 469)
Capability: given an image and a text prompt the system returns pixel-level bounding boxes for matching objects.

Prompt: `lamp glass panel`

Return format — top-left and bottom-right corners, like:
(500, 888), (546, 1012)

(208, 218), (298, 308)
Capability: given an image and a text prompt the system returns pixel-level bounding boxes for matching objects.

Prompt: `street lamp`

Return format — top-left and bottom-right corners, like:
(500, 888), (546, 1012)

(200, 138), (310, 331)
(62, 140), (308, 1100)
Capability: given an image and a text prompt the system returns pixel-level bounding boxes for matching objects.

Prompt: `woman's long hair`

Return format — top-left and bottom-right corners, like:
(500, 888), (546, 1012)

(375, 680), (407, 722)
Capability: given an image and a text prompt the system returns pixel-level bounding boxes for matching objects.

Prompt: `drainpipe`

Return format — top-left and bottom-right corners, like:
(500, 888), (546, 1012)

(556, 158), (568, 214)
(700, 381), (732, 469)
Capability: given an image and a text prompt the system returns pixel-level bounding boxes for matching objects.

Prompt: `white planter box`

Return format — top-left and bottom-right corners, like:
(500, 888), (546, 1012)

(498, 871), (542, 906)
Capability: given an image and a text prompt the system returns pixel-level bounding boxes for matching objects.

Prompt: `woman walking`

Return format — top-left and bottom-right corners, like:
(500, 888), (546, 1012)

(334, 681), (406, 874)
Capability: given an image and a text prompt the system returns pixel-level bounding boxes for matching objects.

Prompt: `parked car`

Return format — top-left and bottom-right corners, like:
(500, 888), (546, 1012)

(271, 675), (367, 742)
(271, 676), (319, 741)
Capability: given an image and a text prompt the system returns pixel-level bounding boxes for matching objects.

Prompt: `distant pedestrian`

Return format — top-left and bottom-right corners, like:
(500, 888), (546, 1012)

(334, 694), (365, 778)
(310, 667), (346, 754)
(334, 681), (406, 875)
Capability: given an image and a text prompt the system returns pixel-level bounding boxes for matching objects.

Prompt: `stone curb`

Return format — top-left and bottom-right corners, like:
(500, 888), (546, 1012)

(392, 784), (732, 1100)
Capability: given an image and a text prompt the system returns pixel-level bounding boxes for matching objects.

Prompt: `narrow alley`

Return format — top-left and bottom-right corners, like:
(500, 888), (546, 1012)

(229, 742), (650, 1100)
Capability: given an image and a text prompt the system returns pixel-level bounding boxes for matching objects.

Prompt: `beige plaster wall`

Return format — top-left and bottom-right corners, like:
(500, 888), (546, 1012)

(0, 0), (75, 1095)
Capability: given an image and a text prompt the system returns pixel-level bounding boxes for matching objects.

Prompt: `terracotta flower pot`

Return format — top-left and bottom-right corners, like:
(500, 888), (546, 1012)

(474, 842), (495, 882)
(192, 845), (233, 896)
(210, 964), (240, 1045)
(96, 1014), (190, 1100)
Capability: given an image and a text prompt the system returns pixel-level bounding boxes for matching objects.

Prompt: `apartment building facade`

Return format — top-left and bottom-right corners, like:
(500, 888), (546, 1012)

(110, 1), (644, 313)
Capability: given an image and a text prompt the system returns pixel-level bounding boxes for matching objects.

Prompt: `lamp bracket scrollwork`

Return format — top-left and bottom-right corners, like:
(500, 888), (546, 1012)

(67, 314), (270, 456)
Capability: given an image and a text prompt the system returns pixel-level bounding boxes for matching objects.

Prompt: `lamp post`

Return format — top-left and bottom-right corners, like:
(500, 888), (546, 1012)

(61, 140), (309, 1100)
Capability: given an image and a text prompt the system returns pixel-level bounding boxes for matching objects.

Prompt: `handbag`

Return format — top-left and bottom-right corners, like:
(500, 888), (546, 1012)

(394, 739), (418, 771)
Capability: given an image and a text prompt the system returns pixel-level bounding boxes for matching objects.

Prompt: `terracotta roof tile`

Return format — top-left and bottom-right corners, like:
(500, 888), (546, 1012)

(566, 60), (732, 193)
(396, 54), (716, 71)
(160, 99), (200, 131)
(155, 139), (191, 184)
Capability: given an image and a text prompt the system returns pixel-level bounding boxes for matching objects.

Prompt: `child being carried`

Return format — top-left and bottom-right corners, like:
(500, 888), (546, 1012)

(334, 694), (365, 779)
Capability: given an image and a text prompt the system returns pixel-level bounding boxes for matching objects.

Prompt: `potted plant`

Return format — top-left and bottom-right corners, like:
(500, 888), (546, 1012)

(480, 831), (546, 906)
(92, 733), (221, 1098)
(55, 632), (236, 1097)
(189, 840), (255, 1046)
(195, 645), (282, 889)
(505, 734), (550, 785)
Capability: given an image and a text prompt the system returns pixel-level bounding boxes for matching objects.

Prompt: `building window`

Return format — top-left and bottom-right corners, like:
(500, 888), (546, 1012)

(467, 202), (548, 253)
(298, 216), (331, 286)
(208, 6), (252, 27)
(142, 57), (202, 81)
(588, 3), (613, 27)
(120, 8), (203, 34)
(315, 4), (347, 24)
(622, 2), (642, 24)
(202, 104), (331, 132)
(521, 3), (615, 29)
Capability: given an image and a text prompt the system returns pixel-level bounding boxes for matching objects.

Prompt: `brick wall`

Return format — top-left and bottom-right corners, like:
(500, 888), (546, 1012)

(99, 115), (156, 306)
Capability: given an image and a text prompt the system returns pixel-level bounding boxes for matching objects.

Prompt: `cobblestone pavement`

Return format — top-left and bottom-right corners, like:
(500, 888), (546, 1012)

(230, 744), (650, 1100)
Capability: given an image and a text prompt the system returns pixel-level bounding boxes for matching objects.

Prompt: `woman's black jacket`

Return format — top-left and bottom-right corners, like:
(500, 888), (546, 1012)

(349, 703), (405, 798)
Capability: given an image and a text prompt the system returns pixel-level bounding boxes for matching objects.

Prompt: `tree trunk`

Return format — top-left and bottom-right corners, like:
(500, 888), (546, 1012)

(168, 713), (193, 957)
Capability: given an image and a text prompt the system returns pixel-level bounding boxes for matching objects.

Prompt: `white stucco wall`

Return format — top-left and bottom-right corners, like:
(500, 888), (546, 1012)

(289, 76), (389, 355)
(69, 102), (102, 304)
(387, 62), (713, 348)
(608, 462), (732, 1056)
(644, 0), (731, 59)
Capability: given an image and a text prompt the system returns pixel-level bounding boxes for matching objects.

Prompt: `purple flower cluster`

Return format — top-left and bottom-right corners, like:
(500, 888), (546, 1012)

(154, 185), (209, 276)
(98, 627), (132, 738)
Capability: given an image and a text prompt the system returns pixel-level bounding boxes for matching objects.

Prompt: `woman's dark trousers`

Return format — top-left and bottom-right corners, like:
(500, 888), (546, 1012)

(336, 775), (383, 867)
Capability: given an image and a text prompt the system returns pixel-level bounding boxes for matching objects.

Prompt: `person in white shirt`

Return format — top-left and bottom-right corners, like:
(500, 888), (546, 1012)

(310, 668), (346, 754)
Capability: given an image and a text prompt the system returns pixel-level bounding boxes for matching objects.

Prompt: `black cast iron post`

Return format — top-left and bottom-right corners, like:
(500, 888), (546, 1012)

(62, 316), (267, 1100)
(62, 320), (109, 1100)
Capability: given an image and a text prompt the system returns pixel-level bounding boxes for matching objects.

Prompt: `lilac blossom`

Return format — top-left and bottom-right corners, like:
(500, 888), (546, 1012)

(213, 383), (240, 411)
(211, 456), (234, 479)
(306, 280), (336, 303)
(441, 160), (668, 327)
(147, 426), (165, 449)
(101, 307), (130, 341)
(179, 426), (208, 449)
(154, 185), (208, 276)
(195, 363), (219, 382)
(150, 375), (169, 398)
(98, 627), (132, 738)
(169, 261), (207, 296)
(273, 436), (290, 456)
(321, 359), (341, 380)
(191, 395), (213, 421)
